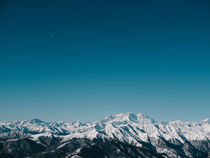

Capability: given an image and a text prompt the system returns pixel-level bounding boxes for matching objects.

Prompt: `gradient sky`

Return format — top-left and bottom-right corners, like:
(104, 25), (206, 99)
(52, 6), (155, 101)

(0, 0), (210, 122)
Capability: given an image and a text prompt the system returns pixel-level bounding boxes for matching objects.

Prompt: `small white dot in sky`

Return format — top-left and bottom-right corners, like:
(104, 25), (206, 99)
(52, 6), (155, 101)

(49, 33), (54, 38)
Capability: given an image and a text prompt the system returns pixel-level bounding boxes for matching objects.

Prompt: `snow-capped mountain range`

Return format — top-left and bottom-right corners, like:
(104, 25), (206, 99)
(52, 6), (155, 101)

(0, 113), (209, 158)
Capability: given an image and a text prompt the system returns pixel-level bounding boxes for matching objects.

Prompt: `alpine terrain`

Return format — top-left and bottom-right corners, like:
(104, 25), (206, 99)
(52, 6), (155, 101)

(0, 113), (209, 158)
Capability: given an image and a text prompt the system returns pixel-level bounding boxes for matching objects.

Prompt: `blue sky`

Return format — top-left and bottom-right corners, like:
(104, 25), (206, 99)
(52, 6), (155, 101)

(0, 0), (209, 122)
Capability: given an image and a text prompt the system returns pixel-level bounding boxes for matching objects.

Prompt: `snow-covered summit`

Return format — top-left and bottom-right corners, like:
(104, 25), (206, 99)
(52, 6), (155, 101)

(102, 112), (154, 124)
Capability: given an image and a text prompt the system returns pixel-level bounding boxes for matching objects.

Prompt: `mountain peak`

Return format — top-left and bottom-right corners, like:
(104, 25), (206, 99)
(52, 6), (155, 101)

(102, 112), (155, 124)
(29, 118), (44, 124)
(200, 118), (210, 124)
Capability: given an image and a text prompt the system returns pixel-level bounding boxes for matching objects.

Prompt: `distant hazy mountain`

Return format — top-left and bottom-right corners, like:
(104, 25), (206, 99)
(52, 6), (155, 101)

(0, 113), (209, 158)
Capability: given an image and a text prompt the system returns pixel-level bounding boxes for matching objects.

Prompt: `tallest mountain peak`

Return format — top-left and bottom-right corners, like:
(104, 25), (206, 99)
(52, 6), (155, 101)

(102, 112), (154, 124)
(29, 118), (44, 124)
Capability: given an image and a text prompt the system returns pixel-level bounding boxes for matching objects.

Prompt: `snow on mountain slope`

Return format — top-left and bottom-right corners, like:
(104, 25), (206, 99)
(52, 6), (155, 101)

(0, 113), (209, 158)
(0, 113), (209, 142)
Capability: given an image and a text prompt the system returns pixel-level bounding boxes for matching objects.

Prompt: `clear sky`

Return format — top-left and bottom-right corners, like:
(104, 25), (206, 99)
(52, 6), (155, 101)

(0, 0), (210, 122)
